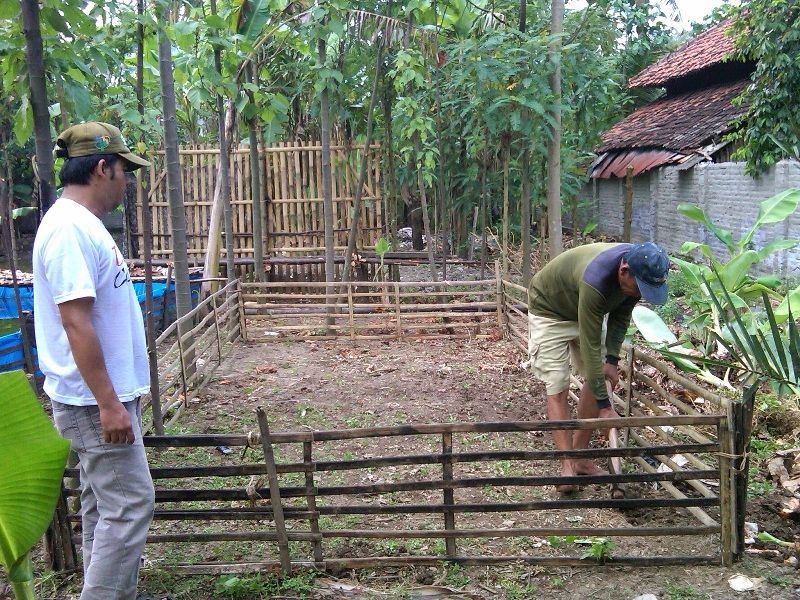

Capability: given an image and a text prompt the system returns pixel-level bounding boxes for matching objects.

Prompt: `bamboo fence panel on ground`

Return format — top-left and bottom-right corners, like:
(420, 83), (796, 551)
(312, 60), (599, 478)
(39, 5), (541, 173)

(54, 412), (734, 574)
(136, 143), (383, 275)
(242, 279), (499, 340)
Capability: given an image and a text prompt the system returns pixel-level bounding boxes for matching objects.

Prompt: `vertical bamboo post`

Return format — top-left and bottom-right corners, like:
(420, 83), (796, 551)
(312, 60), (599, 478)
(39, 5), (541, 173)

(623, 347), (634, 447)
(237, 281), (247, 342)
(623, 165), (633, 242)
(256, 408), (292, 575)
(494, 260), (504, 332)
(718, 416), (735, 567)
(347, 282), (355, 340)
(211, 293), (223, 364)
(303, 441), (324, 567)
(442, 432), (456, 558)
(175, 317), (189, 404)
(394, 281), (402, 339)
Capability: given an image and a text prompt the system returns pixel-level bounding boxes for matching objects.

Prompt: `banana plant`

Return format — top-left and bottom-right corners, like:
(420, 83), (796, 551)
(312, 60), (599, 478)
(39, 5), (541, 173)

(631, 305), (733, 391)
(0, 370), (70, 600)
(675, 188), (800, 349)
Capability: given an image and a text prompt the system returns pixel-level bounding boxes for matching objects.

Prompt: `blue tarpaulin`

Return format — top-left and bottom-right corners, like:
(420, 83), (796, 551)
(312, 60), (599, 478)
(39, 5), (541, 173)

(0, 274), (202, 373)
(0, 329), (38, 373)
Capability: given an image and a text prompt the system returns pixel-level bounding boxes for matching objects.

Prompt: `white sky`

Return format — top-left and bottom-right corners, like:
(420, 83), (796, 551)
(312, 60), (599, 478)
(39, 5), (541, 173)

(566, 0), (737, 31)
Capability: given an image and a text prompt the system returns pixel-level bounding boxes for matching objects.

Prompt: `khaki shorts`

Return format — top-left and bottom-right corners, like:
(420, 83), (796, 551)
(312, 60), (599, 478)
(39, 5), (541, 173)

(523, 313), (606, 395)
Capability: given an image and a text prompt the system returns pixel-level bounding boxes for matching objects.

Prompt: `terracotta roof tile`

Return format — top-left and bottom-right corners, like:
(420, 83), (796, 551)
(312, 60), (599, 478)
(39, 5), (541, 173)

(598, 79), (748, 153)
(629, 20), (736, 89)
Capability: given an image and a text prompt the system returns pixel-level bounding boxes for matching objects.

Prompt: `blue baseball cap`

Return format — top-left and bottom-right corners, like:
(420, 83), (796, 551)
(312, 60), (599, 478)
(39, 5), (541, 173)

(625, 242), (669, 305)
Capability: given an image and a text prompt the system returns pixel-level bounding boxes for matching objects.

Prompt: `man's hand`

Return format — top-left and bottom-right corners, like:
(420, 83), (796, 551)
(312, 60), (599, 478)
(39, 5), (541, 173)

(98, 400), (135, 444)
(603, 361), (620, 390)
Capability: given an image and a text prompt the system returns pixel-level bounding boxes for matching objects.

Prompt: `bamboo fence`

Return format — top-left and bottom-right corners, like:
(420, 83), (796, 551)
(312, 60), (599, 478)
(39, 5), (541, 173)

(241, 278), (501, 341)
(136, 142), (383, 271)
(47, 273), (754, 573)
(144, 279), (245, 433)
(52, 412), (734, 574)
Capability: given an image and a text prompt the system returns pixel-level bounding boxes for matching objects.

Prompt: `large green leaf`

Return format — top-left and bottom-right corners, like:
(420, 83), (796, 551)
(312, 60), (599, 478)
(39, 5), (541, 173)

(0, 371), (70, 587)
(718, 250), (759, 291)
(741, 189), (800, 248)
(774, 284), (800, 324)
(677, 203), (735, 253)
(756, 238), (800, 261)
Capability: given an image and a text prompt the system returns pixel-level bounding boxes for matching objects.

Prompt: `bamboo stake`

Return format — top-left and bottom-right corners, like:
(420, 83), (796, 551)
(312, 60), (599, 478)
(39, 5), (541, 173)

(303, 441), (324, 567)
(442, 432), (456, 557)
(255, 408), (292, 575)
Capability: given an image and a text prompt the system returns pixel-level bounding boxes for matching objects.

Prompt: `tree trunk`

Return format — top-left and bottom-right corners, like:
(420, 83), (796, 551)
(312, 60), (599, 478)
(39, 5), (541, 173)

(479, 145), (489, 280)
(211, 0), (236, 283)
(501, 134), (510, 276)
(246, 65), (265, 282)
(20, 0), (55, 212)
(520, 148), (532, 286)
(340, 43), (384, 286)
(382, 67), (399, 281)
(137, 0), (162, 434)
(318, 36), (335, 326)
(413, 136), (437, 282)
(157, 0), (192, 320)
(201, 102), (236, 295)
(546, 0), (564, 257)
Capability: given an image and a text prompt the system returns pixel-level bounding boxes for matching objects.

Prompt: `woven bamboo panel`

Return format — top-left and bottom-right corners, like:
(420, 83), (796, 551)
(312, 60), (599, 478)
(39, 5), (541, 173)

(135, 142), (383, 261)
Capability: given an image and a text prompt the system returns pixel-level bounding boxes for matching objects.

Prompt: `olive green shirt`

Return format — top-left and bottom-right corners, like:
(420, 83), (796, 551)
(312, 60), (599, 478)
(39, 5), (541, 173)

(527, 243), (638, 403)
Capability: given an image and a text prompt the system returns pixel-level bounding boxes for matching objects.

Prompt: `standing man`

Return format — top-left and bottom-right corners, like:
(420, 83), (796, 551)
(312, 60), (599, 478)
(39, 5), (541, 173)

(526, 242), (669, 493)
(34, 122), (155, 599)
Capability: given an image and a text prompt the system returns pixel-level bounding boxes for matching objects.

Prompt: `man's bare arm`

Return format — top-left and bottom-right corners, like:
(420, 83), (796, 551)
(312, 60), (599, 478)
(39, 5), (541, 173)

(58, 298), (134, 444)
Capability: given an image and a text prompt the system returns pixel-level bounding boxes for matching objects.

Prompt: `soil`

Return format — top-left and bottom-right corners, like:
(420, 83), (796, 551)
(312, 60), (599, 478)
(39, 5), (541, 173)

(139, 339), (799, 598)
(6, 329), (799, 599)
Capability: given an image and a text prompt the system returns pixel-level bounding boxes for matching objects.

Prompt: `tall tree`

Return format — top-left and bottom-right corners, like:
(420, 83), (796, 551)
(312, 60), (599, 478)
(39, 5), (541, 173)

(20, 0), (55, 212)
(137, 0), (162, 434)
(156, 0), (192, 320)
(211, 0), (236, 282)
(519, 0), (533, 285)
(245, 64), (265, 282)
(546, 0), (565, 257)
(318, 35), (335, 325)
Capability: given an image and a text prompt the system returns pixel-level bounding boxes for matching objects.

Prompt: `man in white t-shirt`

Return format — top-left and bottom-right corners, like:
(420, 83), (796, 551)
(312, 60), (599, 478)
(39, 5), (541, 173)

(33, 122), (154, 600)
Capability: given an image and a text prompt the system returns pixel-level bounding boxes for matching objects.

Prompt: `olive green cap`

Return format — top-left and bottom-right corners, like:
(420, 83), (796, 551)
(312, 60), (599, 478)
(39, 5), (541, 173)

(54, 121), (150, 171)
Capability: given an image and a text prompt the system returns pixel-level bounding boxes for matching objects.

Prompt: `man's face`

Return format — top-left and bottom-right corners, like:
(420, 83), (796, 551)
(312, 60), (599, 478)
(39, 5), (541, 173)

(97, 158), (128, 211)
(618, 261), (641, 299)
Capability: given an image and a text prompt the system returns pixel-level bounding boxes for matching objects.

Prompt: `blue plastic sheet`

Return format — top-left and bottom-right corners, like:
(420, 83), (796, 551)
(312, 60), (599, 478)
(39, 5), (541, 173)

(0, 274), (202, 373)
(0, 329), (38, 373)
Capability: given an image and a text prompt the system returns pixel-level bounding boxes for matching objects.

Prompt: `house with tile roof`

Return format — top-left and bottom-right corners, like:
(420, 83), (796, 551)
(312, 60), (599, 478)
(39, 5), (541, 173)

(581, 20), (800, 275)
(590, 19), (753, 179)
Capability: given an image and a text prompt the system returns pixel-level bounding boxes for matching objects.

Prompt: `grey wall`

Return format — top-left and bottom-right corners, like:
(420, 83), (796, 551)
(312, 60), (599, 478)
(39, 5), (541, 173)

(580, 160), (800, 277)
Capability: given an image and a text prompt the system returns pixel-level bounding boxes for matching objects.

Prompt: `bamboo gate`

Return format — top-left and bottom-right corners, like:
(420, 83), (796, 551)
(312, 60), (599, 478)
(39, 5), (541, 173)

(136, 142), (383, 280)
(48, 274), (754, 574)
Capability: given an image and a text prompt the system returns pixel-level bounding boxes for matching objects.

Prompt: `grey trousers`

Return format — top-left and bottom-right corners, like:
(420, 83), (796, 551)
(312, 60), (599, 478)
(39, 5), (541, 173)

(52, 399), (155, 600)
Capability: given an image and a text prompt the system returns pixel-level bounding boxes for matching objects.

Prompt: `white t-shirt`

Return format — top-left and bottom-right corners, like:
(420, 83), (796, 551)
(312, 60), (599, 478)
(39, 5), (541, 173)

(33, 197), (149, 406)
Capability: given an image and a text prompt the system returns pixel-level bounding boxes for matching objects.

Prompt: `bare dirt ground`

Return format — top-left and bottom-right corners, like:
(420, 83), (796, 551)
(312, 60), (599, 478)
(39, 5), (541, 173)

(138, 338), (799, 599)
(11, 337), (798, 600)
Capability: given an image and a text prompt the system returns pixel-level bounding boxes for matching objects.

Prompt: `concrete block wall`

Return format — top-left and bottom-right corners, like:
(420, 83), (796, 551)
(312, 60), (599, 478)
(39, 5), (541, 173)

(580, 160), (800, 278)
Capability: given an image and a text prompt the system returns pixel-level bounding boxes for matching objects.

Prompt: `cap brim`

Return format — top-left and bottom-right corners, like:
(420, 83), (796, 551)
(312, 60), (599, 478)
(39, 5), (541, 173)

(635, 275), (668, 305)
(119, 152), (151, 171)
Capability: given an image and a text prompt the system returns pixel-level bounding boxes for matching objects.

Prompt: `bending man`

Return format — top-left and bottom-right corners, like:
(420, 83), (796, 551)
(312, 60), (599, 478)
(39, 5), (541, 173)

(526, 242), (669, 493)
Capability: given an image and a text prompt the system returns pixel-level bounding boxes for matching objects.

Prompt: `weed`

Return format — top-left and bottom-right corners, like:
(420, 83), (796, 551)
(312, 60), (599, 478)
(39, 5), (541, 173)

(495, 460), (513, 476)
(499, 575), (536, 599)
(439, 562), (470, 588)
(665, 583), (710, 600)
(549, 576), (565, 589)
(214, 571), (317, 599)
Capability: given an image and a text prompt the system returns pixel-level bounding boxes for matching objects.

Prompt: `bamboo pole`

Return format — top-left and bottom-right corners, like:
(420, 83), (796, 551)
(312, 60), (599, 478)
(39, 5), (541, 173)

(255, 408), (292, 575)
(442, 432), (456, 557)
(303, 441), (324, 566)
